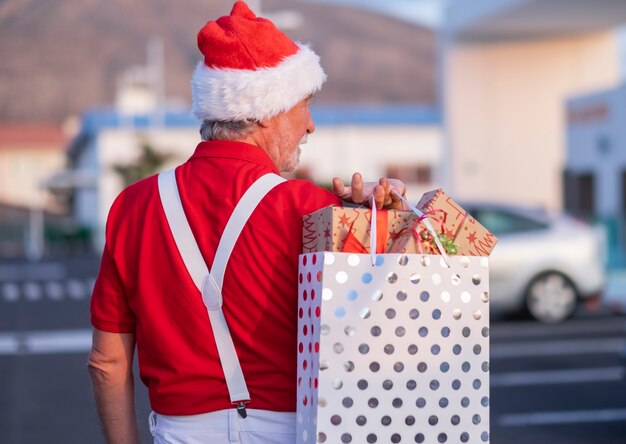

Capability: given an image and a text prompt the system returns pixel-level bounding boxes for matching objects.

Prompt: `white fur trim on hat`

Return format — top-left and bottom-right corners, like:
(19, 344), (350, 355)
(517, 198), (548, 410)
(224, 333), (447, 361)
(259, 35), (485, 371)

(191, 44), (326, 122)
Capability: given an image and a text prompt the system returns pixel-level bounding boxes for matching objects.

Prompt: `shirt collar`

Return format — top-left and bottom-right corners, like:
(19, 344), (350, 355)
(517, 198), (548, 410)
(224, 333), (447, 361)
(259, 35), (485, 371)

(189, 140), (279, 173)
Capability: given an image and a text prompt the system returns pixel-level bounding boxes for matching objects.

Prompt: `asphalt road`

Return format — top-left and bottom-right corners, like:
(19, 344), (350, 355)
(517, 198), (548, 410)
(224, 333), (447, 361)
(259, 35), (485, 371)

(0, 258), (625, 443)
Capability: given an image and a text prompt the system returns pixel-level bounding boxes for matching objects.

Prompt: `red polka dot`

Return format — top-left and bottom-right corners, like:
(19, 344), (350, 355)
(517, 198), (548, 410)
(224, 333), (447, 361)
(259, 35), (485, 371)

(312, 254), (317, 265)
(315, 342), (320, 353)
(303, 395), (308, 406)
(311, 289), (316, 300)
(315, 306), (321, 317)
(298, 377), (302, 386)
(311, 324), (315, 335)
(303, 256), (308, 266)
(308, 307), (312, 317)
(314, 378), (319, 388)
(303, 324), (308, 336)
(303, 290), (308, 301)
(299, 342), (304, 353)
(308, 342), (312, 353)
(307, 272), (312, 283)
(299, 308), (304, 318)
(299, 274), (303, 284)
(303, 359), (308, 370)
(317, 271), (323, 282)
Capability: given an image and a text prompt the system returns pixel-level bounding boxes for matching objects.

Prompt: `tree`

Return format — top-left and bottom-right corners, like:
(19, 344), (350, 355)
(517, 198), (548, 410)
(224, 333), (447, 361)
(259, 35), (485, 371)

(113, 139), (173, 187)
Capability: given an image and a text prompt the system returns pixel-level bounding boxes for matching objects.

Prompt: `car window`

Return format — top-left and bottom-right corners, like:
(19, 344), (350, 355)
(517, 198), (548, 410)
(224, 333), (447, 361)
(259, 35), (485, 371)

(470, 208), (549, 235)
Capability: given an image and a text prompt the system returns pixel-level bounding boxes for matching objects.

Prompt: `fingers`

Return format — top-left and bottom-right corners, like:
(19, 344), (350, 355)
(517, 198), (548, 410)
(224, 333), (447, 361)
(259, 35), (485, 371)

(386, 178), (406, 210)
(372, 184), (385, 209)
(332, 177), (349, 200)
(376, 177), (407, 210)
(332, 173), (405, 209)
(350, 173), (363, 204)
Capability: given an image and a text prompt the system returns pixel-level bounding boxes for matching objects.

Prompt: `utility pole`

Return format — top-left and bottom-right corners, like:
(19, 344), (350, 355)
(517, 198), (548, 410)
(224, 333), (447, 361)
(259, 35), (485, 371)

(148, 36), (165, 127)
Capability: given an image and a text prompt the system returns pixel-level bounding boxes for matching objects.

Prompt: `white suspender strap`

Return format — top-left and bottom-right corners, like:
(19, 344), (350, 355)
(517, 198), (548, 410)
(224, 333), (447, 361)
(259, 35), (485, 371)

(210, 173), (288, 294)
(157, 168), (286, 406)
(158, 169), (208, 290)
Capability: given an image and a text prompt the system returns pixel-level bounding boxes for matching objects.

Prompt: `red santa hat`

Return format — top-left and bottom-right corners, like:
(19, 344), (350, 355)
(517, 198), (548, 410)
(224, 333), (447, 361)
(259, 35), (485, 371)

(191, 1), (326, 122)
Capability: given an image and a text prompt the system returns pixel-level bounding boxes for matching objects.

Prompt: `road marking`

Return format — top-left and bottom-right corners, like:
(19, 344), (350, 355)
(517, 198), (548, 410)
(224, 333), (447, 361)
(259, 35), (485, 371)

(0, 278), (93, 303)
(491, 338), (626, 358)
(23, 282), (42, 301)
(44, 281), (64, 300)
(499, 408), (626, 426)
(491, 367), (625, 387)
(0, 329), (92, 355)
(1, 282), (20, 302)
(67, 279), (86, 300)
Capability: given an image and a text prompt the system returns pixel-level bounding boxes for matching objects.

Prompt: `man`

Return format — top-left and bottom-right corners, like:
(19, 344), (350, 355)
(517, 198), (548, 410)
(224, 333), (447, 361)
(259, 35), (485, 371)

(88, 2), (405, 443)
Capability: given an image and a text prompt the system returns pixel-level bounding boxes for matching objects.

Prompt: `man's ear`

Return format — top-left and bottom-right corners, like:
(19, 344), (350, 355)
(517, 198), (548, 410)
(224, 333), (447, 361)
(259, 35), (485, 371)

(257, 117), (273, 129)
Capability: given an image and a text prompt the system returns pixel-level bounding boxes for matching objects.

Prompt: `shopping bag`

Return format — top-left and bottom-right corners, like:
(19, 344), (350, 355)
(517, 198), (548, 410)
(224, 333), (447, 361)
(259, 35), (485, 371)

(297, 199), (491, 444)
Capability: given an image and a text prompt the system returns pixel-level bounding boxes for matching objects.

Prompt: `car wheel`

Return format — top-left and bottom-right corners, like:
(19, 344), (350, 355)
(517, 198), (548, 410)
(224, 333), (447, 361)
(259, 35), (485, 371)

(525, 272), (577, 323)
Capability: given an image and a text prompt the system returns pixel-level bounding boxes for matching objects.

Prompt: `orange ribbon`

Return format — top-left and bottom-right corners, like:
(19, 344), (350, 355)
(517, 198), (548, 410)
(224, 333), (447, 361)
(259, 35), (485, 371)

(341, 209), (389, 254)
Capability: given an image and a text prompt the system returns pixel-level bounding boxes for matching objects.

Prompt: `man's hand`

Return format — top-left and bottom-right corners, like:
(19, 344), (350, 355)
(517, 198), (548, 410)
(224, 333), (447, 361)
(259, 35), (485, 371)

(332, 173), (406, 210)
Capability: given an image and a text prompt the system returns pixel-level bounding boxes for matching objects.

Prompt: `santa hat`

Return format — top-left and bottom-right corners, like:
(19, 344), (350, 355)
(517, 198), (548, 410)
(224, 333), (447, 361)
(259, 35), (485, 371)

(191, 1), (326, 122)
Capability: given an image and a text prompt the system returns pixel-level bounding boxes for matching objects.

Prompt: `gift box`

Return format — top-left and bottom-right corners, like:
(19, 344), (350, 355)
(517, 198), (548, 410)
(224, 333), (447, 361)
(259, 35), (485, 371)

(417, 189), (497, 256)
(302, 189), (496, 257)
(302, 206), (426, 254)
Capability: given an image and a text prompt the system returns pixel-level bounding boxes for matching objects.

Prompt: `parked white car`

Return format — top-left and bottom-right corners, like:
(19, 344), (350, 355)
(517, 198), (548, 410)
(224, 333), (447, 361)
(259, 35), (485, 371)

(461, 203), (606, 323)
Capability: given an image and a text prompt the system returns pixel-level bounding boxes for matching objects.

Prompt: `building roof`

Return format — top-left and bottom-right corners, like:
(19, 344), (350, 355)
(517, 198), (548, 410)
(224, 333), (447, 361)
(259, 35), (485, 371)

(76, 104), (442, 131)
(67, 104), (442, 160)
(0, 124), (67, 150)
(448, 0), (626, 41)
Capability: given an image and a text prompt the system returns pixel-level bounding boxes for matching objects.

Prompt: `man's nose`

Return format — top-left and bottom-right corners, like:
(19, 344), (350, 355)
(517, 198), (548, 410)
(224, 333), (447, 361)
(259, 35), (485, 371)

(306, 110), (315, 135)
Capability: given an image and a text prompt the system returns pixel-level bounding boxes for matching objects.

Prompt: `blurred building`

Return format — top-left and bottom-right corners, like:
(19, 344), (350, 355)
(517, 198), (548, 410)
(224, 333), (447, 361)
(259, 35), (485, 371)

(566, 84), (626, 266)
(443, 0), (626, 212)
(0, 124), (67, 209)
(63, 102), (442, 251)
(0, 125), (68, 257)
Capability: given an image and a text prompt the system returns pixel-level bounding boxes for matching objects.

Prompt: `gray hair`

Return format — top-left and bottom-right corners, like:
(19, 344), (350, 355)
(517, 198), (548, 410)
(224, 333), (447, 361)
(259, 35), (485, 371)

(199, 119), (258, 141)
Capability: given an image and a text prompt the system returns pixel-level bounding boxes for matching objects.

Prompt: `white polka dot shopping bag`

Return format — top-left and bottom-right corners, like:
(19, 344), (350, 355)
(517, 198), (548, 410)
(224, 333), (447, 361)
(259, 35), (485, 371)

(297, 198), (494, 444)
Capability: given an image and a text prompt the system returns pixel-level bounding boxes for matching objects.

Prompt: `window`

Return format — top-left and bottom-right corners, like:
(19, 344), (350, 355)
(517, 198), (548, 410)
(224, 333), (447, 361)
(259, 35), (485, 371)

(467, 208), (548, 236)
(386, 164), (432, 185)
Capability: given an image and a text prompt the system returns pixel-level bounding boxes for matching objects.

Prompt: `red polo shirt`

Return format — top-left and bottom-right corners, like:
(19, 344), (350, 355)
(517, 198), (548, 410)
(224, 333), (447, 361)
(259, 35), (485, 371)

(90, 140), (340, 415)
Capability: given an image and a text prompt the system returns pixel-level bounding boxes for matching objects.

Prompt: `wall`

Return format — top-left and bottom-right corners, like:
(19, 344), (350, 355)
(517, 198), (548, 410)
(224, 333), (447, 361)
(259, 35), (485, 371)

(445, 31), (621, 210)
(302, 125), (442, 200)
(0, 149), (64, 208)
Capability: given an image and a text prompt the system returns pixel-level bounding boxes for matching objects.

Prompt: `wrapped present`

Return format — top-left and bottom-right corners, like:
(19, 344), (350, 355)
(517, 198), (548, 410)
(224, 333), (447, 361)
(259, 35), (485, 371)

(302, 206), (428, 255)
(302, 189), (496, 257)
(388, 208), (460, 255)
(417, 189), (497, 256)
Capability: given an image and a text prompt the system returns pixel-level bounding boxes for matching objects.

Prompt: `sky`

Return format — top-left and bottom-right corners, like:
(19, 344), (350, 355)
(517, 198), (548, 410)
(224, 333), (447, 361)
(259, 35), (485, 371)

(305, 0), (445, 27)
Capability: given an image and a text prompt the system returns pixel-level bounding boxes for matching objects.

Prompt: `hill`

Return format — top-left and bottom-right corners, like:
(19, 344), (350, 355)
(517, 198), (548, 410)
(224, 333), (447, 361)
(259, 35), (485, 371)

(0, 0), (436, 123)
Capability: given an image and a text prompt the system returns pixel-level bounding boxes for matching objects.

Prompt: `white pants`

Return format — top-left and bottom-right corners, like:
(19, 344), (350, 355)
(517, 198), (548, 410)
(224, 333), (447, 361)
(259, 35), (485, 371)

(149, 409), (296, 444)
